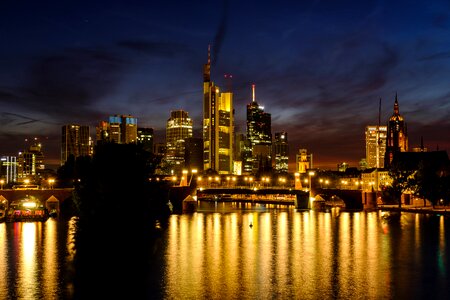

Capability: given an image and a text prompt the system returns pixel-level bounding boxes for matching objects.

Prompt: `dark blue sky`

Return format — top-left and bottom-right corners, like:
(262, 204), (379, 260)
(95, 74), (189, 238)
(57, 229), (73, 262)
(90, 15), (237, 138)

(1, 0), (449, 168)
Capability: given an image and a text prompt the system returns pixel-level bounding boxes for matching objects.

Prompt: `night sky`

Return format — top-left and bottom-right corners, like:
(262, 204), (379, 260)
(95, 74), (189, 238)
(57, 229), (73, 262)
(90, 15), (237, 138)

(1, 0), (449, 169)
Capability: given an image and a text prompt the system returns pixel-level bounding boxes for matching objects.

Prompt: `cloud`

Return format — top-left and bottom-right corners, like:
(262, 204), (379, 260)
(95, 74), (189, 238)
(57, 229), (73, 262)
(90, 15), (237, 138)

(418, 51), (450, 61)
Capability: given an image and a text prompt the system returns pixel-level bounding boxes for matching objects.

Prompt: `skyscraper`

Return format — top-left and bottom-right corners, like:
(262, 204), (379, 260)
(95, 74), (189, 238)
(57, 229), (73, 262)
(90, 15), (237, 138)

(274, 132), (289, 173)
(61, 124), (91, 165)
(0, 156), (17, 184)
(166, 110), (193, 172)
(365, 125), (387, 168)
(18, 140), (44, 181)
(202, 46), (234, 174)
(246, 84), (272, 174)
(385, 94), (408, 167)
(96, 115), (138, 145)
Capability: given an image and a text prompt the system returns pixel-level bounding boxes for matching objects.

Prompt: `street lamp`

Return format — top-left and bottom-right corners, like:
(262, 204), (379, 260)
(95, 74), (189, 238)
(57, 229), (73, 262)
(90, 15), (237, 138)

(48, 178), (55, 190)
(0, 179), (4, 190)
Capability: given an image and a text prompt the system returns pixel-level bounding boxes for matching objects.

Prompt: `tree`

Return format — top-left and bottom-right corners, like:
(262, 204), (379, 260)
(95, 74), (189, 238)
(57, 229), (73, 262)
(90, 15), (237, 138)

(410, 160), (449, 207)
(383, 161), (414, 208)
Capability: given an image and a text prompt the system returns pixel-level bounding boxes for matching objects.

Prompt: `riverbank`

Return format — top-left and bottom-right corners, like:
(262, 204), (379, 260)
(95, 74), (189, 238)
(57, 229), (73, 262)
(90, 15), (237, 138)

(378, 204), (450, 215)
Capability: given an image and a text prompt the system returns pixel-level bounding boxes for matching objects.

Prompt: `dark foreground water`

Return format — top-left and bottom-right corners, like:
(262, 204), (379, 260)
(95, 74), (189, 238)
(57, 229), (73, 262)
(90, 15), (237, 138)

(1, 202), (450, 299)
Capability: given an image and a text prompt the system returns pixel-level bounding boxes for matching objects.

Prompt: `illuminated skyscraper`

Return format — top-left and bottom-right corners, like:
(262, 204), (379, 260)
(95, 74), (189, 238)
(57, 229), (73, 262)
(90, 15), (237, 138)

(202, 46), (234, 174)
(0, 156), (17, 184)
(166, 110), (193, 172)
(96, 115), (138, 145)
(385, 94), (408, 167)
(61, 124), (91, 165)
(274, 132), (289, 173)
(365, 125), (387, 168)
(18, 140), (45, 180)
(246, 84), (272, 174)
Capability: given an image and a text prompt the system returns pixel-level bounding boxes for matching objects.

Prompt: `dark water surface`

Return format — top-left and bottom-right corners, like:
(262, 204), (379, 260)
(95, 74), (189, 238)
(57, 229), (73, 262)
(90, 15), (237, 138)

(1, 202), (450, 299)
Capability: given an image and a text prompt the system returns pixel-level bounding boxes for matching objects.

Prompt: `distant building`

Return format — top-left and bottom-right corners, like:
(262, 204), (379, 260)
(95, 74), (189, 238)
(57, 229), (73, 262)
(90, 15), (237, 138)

(246, 84), (272, 174)
(96, 115), (138, 145)
(365, 125), (387, 168)
(273, 132), (289, 173)
(296, 149), (312, 173)
(0, 156), (17, 184)
(18, 141), (45, 181)
(202, 46), (234, 174)
(61, 124), (91, 165)
(337, 162), (349, 172)
(166, 110), (193, 173)
(361, 169), (390, 191)
(137, 127), (154, 153)
(385, 94), (408, 167)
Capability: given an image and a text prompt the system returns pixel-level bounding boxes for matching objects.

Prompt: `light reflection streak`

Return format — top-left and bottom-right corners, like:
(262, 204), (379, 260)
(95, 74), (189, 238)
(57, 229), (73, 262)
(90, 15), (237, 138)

(439, 215), (446, 276)
(18, 222), (39, 299)
(43, 219), (58, 298)
(0, 224), (7, 299)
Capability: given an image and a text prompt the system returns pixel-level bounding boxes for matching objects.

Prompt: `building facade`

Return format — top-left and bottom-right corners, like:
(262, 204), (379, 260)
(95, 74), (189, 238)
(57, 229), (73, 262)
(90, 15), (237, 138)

(296, 149), (313, 173)
(0, 156), (17, 184)
(202, 46), (234, 174)
(385, 94), (408, 167)
(166, 110), (193, 172)
(96, 115), (138, 145)
(365, 125), (387, 168)
(18, 141), (45, 181)
(274, 132), (289, 173)
(246, 84), (272, 174)
(61, 124), (91, 165)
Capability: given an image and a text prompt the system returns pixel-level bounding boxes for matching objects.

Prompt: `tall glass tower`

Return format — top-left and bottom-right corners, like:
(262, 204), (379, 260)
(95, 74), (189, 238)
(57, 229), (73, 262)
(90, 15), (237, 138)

(202, 46), (234, 174)
(166, 110), (193, 172)
(246, 84), (272, 174)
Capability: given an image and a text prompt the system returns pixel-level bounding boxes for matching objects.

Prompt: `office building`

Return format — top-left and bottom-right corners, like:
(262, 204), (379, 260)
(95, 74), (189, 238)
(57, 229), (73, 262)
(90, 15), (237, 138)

(246, 84), (272, 174)
(18, 141), (45, 180)
(274, 132), (289, 173)
(61, 124), (91, 165)
(166, 110), (193, 172)
(96, 115), (138, 145)
(202, 46), (234, 174)
(365, 125), (387, 168)
(0, 156), (17, 184)
(184, 137), (203, 172)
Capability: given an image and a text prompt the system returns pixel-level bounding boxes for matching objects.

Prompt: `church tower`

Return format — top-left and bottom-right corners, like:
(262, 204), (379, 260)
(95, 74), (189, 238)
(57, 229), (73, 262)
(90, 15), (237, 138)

(385, 94), (408, 167)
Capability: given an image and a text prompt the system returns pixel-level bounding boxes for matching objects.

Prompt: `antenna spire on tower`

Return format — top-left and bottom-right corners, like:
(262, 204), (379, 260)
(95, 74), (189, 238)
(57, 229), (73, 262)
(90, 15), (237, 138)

(252, 84), (256, 102)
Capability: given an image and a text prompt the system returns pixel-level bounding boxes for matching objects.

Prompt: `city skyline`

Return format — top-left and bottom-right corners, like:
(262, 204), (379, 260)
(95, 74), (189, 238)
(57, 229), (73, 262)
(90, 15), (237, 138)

(1, 1), (449, 168)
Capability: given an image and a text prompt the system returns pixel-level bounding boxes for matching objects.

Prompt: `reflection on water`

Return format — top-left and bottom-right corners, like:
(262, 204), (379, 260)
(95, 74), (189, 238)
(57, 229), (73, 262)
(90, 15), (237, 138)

(0, 206), (450, 299)
(162, 204), (450, 299)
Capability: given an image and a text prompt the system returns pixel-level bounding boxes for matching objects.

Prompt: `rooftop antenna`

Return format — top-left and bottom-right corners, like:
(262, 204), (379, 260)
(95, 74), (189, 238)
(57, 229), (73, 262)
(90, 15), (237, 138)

(252, 84), (256, 102)
(376, 98), (382, 168)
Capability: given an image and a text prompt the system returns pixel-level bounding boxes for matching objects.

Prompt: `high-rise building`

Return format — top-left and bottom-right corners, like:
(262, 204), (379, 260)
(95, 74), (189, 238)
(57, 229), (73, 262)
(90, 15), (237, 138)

(137, 127), (154, 153)
(202, 46), (234, 174)
(61, 124), (91, 165)
(0, 156), (17, 184)
(246, 84), (272, 174)
(365, 125), (387, 168)
(166, 110), (193, 172)
(385, 94), (408, 167)
(96, 115), (138, 145)
(18, 141), (45, 181)
(274, 132), (289, 173)
(296, 149), (312, 173)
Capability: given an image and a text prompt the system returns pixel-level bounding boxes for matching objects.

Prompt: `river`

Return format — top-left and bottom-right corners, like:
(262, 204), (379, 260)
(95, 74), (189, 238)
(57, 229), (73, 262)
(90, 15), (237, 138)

(1, 202), (449, 299)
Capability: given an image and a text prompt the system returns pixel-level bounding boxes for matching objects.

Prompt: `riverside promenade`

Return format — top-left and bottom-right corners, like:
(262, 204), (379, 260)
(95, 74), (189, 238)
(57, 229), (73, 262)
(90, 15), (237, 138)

(379, 204), (450, 216)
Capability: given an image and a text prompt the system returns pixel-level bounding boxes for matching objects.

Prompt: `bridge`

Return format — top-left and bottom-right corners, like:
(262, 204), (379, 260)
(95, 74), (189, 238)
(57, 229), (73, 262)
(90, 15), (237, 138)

(0, 188), (74, 215)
